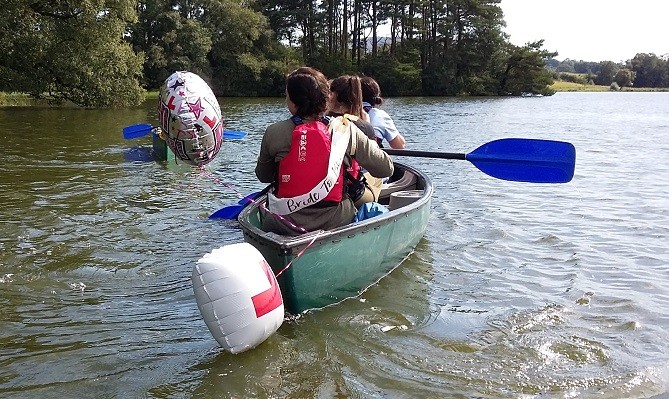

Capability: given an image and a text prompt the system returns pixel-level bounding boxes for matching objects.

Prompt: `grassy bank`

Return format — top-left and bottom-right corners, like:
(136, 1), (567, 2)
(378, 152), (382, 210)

(0, 91), (158, 107)
(550, 80), (669, 92)
(550, 81), (608, 92)
(0, 92), (51, 106)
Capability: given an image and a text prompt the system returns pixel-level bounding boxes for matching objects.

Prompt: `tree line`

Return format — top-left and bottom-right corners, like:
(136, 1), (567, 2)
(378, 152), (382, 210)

(4, 0), (663, 108)
(547, 54), (669, 89)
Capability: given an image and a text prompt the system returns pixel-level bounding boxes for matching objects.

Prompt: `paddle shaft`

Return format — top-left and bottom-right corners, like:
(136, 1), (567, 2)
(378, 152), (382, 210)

(383, 149), (466, 160)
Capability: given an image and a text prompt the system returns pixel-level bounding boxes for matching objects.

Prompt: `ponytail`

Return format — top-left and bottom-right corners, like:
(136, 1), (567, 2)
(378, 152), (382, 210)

(349, 76), (363, 118)
(360, 75), (384, 106)
(330, 75), (365, 119)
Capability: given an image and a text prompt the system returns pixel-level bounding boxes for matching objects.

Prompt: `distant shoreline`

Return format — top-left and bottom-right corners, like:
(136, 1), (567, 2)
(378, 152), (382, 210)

(2, 85), (668, 106)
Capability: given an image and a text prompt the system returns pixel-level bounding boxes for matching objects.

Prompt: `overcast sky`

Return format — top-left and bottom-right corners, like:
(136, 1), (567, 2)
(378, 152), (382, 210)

(500, 0), (669, 62)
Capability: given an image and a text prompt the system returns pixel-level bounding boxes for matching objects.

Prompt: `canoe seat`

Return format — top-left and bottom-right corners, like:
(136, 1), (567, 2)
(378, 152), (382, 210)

(379, 170), (418, 199)
(388, 190), (423, 210)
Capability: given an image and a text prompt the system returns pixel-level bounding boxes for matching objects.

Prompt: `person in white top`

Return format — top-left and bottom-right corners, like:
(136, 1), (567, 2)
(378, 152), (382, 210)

(361, 76), (406, 149)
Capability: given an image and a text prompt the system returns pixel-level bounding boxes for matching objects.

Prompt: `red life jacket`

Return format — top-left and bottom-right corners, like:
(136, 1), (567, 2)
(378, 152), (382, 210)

(276, 116), (345, 203)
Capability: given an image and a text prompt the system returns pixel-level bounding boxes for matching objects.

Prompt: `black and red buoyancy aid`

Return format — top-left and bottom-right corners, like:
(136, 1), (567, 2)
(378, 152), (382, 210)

(276, 116), (345, 203)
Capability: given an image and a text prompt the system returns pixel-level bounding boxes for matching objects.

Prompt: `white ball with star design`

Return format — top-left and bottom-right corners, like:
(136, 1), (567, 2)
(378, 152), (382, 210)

(158, 71), (224, 166)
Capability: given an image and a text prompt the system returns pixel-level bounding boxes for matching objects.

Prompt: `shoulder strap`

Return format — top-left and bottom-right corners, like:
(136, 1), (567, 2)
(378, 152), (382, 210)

(292, 115), (331, 125)
(290, 115), (303, 125)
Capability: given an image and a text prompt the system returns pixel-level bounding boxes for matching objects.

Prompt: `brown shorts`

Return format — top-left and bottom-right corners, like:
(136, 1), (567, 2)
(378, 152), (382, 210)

(354, 172), (383, 208)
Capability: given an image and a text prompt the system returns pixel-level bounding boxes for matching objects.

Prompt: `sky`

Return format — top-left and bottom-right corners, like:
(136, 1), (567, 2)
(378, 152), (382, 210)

(500, 0), (669, 62)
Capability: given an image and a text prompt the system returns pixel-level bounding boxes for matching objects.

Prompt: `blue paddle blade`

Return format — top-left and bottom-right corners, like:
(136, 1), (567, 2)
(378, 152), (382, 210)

(209, 204), (245, 220)
(237, 191), (260, 204)
(223, 130), (248, 139)
(466, 138), (575, 183)
(209, 191), (261, 220)
(122, 146), (154, 162)
(123, 123), (154, 139)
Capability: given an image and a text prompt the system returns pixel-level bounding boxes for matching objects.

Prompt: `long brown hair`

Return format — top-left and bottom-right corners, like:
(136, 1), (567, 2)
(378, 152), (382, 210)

(285, 67), (330, 118)
(329, 75), (364, 118)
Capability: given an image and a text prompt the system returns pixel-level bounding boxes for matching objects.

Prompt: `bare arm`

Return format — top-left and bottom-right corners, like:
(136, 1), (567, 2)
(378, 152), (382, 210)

(388, 134), (406, 149)
(371, 108), (405, 149)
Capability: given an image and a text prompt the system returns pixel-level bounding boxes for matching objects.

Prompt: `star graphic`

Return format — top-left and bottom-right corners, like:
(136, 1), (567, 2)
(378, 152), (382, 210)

(188, 98), (204, 119)
(169, 78), (184, 91)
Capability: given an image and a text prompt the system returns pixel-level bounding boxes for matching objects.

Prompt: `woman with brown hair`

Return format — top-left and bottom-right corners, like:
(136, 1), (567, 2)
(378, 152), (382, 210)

(328, 75), (375, 138)
(327, 74), (386, 207)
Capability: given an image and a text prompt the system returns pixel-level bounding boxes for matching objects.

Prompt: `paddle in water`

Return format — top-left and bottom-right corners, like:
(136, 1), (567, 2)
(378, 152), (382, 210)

(208, 185), (273, 220)
(208, 191), (262, 220)
(122, 123), (248, 140)
(384, 138), (575, 184)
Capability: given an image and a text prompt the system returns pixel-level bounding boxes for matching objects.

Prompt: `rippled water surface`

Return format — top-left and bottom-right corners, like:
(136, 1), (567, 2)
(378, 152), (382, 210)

(1, 92), (668, 398)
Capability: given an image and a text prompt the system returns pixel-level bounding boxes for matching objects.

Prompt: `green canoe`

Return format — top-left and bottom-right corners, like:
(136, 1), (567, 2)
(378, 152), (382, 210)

(238, 162), (433, 315)
(152, 133), (176, 163)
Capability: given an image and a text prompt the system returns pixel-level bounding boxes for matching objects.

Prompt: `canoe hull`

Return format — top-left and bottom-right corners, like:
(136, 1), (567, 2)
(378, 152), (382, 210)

(238, 163), (433, 314)
(152, 133), (176, 162)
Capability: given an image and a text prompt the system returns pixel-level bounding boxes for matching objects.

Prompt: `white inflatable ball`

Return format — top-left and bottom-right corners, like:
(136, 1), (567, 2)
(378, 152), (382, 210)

(158, 71), (223, 166)
(192, 243), (284, 354)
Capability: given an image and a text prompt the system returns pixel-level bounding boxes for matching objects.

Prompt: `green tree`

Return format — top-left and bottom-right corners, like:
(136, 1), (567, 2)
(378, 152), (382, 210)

(131, 0), (213, 89)
(555, 59), (575, 73)
(203, 0), (293, 96)
(255, 0), (561, 97)
(614, 68), (635, 88)
(361, 53), (422, 96)
(421, 0), (508, 95)
(254, 0), (305, 45)
(497, 41), (556, 96)
(594, 61), (618, 85)
(128, 0), (293, 96)
(0, 0), (144, 107)
(630, 53), (668, 88)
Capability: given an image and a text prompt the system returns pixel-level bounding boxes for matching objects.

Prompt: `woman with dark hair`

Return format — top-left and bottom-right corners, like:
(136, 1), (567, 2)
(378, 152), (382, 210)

(255, 68), (393, 235)
(361, 76), (406, 149)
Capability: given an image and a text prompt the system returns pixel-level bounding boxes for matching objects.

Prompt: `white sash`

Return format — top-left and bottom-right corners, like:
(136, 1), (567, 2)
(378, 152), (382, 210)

(267, 116), (355, 215)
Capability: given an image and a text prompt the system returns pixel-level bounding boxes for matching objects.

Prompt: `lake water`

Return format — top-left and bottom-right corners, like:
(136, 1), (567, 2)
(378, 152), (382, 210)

(1, 92), (668, 398)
